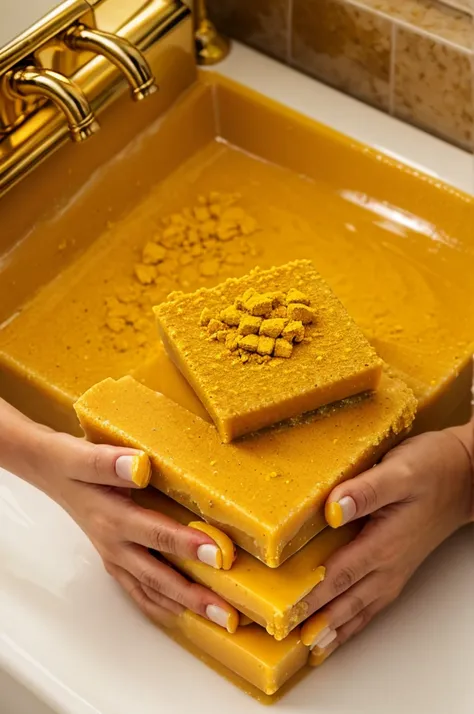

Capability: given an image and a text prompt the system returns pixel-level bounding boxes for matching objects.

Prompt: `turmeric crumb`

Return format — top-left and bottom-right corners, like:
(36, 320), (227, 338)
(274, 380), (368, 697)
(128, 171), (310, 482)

(239, 334), (259, 353)
(287, 303), (315, 324)
(238, 315), (262, 336)
(259, 318), (287, 338)
(287, 288), (310, 305)
(215, 330), (227, 343)
(134, 264), (157, 285)
(274, 338), (293, 358)
(106, 317), (126, 334)
(282, 321), (305, 343)
(142, 242), (167, 265)
(208, 319), (225, 335)
(220, 306), (243, 327)
(257, 336), (275, 356)
(244, 293), (273, 317)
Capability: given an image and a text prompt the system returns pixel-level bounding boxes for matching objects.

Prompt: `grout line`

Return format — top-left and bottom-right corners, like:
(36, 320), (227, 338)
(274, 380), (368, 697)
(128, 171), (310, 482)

(287, 0), (294, 65)
(388, 21), (397, 116)
(344, 0), (472, 53)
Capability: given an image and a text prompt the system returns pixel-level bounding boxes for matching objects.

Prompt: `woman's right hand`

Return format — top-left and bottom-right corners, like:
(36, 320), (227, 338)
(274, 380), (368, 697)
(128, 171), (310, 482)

(2, 398), (238, 633)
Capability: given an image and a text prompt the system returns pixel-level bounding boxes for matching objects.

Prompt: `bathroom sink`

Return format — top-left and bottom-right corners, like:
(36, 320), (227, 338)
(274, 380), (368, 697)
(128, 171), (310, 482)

(0, 71), (473, 434)
(0, 669), (58, 714)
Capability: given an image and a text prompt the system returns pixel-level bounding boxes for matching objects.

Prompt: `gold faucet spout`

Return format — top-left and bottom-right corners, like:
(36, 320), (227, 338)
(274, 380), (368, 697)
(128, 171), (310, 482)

(8, 66), (99, 142)
(64, 25), (158, 101)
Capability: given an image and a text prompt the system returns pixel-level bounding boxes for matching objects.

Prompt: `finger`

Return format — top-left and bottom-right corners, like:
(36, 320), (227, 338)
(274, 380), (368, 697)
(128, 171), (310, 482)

(301, 572), (380, 647)
(122, 501), (227, 568)
(141, 584), (183, 615)
(121, 545), (239, 632)
(303, 530), (378, 616)
(309, 610), (368, 668)
(106, 562), (178, 629)
(332, 597), (385, 648)
(325, 457), (412, 528)
(50, 432), (151, 488)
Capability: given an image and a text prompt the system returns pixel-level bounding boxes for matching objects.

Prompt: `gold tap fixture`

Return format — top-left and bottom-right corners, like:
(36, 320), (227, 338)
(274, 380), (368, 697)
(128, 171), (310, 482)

(63, 24), (157, 101)
(194, 0), (230, 65)
(6, 65), (100, 143)
(0, 0), (229, 197)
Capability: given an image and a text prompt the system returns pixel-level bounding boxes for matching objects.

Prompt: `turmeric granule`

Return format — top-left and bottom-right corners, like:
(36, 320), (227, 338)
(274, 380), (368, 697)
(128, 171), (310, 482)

(201, 286), (316, 363)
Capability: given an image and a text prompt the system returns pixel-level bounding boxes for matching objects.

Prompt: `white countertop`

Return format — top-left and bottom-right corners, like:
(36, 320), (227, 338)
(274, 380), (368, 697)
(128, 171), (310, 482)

(1, 42), (473, 714)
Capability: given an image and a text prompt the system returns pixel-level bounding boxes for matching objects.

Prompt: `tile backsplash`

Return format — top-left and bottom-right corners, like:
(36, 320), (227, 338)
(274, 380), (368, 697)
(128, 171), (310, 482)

(207, 0), (474, 151)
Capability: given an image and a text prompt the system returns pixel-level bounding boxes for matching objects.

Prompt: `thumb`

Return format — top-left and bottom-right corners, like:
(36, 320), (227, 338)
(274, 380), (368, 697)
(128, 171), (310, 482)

(46, 432), (151, 489)
(325, 457), (409, 528)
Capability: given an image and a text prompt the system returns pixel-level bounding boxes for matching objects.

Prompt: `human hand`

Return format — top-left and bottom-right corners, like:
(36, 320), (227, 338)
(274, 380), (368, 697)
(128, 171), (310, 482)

(15, 419), (238, 632)
(301, 424), (473, 664)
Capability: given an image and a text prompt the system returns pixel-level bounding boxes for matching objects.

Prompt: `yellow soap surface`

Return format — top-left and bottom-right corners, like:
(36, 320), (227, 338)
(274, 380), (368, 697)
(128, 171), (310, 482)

(177, 611), (308, 696)
(154, 260), (383, 442)
(75, 373), (416, 567)
(135, 489), (360, 639)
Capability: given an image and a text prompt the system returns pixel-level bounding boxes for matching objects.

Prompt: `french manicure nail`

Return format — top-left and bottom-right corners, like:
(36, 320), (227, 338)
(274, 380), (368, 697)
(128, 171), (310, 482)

(115, 453), (151, 487)
(309, 626), (332, 650)
(326, 496), (356, 528)
(314, 629), (337, 651)
(197, 544), (222, 569)
(206, 604), (234, 632)
(301, 613), (329, 647)
(115, 455), (135, 482)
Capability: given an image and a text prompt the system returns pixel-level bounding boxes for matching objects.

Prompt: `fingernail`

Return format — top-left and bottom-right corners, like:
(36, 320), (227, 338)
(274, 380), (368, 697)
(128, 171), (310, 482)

(326, 496), (356, 528)
(314, 629), (337, 651)
(301, 613), (329, 647)
(197, 544), (222, 569)
(309, 642), (337, 667)
(115, 453), (151, 487)
(206, 605), (237, 633)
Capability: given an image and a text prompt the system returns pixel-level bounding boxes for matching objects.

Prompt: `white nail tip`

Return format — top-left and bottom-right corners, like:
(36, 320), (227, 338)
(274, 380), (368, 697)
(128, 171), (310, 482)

(315, 629), (337, 651)
(197, 544), (220, 569)
(310, 626), (331, 650)
(339, 495), (357, 524)
(206, 604), (229, 629)
(115, 455), (134, 482)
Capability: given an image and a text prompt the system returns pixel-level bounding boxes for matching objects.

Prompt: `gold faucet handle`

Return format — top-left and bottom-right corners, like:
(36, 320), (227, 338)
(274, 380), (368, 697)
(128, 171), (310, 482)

(7, 66), (99, 142)
(64, 24), (158, 102)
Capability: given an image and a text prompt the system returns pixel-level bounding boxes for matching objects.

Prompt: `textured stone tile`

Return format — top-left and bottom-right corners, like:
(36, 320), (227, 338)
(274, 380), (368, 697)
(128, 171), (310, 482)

(207, 0), (289, 61)
(394, 27), (473, 150)
(357, 0), (472, 49)
(292, 0), (392, 110)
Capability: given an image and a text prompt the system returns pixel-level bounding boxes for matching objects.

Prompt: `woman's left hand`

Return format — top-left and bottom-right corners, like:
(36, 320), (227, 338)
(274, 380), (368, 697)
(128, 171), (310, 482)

(301, 423), (473, 663)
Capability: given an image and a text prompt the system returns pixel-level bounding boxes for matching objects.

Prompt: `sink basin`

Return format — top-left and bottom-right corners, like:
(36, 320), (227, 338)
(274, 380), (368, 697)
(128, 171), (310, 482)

(0, 668), (57, 714)
(0, 72), (473, 434)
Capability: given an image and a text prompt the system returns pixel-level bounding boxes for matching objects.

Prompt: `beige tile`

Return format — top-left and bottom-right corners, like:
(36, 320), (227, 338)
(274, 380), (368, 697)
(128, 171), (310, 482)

(292, 0), (392, 111)
(394, 27), (473, 150)
(206, 0), (289, 61)
(356, 0), (473, 49)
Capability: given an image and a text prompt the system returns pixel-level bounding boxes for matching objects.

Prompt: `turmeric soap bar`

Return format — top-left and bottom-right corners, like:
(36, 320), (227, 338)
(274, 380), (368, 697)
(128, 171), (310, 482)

(75, 373), (416, 567)
(135, 489), (360, 639)
(154, 260), (383, 442)
(177, 611), (308, 696)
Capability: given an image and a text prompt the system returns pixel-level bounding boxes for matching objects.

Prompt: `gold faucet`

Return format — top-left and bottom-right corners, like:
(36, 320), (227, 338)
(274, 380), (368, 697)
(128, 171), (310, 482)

(63, 24), (158, 101)
(194, 0), (230, 65)
(6, 66), (100, 143)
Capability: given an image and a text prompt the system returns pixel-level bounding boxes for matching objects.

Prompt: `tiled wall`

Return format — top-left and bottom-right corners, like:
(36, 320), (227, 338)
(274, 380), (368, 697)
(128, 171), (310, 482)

(207, 0), (474, 151)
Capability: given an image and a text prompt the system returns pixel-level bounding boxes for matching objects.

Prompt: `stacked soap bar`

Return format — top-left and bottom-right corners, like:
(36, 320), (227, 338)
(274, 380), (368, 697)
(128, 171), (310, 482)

(74, 260), (417, 697)
(76, 372), (415, 568)
(75, 372), (416, 694)
(134, 489), (361, 640)
(154, 260), (383, 442)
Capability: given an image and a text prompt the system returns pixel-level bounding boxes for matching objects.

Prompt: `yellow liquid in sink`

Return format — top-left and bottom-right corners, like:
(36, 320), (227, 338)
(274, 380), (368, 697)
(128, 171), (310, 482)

(0, 139), (473, 429)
